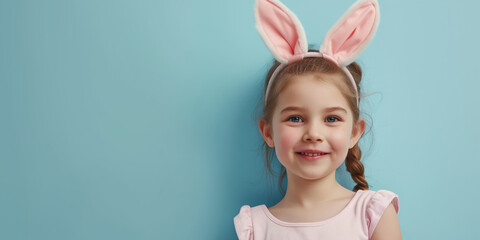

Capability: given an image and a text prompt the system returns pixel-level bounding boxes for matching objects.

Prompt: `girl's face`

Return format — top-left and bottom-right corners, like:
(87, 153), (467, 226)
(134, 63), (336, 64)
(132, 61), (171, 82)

(261, 73), (365, 181)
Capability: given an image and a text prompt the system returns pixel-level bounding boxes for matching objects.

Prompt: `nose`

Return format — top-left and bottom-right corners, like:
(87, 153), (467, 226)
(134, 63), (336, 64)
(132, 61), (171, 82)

(303, 121), (325, 142)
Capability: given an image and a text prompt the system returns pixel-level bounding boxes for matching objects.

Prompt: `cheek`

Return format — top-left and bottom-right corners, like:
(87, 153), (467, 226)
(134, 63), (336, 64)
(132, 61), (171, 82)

(330, 128), (352, 150)
(275, 126), (299, 151)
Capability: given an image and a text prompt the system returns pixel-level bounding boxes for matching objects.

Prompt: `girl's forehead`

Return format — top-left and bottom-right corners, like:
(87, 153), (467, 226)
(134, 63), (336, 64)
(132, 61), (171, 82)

(276, 73), (350, 112)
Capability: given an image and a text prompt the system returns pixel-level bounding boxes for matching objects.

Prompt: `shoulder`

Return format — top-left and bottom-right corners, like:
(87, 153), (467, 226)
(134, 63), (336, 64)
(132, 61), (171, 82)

(370, 202), (402, 240)
(233, 205), (263, 240)
(362, 190), (401, 240)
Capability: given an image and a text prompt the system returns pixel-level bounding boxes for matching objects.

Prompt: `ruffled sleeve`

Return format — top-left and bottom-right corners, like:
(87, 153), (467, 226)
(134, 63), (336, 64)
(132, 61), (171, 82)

(233, 205), (254, 240)
(365, 190), (399, 239)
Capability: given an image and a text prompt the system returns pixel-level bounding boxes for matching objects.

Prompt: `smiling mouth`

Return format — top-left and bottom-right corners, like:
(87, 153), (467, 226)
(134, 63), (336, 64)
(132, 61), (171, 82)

(297, 152), (329, 157)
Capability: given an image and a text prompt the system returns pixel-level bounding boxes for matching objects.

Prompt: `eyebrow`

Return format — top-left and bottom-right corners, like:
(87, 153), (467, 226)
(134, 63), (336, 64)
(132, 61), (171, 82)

(280, 106), (347, 114)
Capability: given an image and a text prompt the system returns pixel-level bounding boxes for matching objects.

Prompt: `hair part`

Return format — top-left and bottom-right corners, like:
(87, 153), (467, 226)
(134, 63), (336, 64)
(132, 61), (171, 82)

(259, 50), (369, 195)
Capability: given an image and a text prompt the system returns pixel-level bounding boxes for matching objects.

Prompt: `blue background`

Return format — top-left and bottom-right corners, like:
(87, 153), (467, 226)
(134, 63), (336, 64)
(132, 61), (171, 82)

(1, 0), (479, 239)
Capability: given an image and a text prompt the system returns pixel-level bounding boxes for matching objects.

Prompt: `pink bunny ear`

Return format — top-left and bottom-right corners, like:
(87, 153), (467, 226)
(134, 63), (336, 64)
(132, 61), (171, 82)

(319, 0), (380, 66)
(254, 0), (308, 64)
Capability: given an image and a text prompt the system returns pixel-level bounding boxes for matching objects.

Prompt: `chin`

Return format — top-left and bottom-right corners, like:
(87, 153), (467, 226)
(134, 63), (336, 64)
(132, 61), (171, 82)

(299, 171), (331, 181)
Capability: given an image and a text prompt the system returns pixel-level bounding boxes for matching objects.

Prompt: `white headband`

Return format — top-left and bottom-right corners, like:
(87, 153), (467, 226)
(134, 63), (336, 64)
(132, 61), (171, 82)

(254, 0), (381, 106)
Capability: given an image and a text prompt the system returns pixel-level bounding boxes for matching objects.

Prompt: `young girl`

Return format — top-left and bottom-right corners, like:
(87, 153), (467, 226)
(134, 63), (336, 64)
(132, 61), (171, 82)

(234, 0), (401, 239)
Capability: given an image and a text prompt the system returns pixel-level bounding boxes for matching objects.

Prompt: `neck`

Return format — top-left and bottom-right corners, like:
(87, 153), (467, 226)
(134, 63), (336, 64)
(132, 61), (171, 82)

(281, 170), (348, 209)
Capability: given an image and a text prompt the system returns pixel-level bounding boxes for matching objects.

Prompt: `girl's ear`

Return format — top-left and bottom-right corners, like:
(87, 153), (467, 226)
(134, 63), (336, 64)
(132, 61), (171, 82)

(350, 118), (366, 149)
(258, 118), (275, 148)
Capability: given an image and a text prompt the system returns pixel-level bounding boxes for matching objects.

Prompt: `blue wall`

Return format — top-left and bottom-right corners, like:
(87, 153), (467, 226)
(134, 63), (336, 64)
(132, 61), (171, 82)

(1, 0), (479, 239)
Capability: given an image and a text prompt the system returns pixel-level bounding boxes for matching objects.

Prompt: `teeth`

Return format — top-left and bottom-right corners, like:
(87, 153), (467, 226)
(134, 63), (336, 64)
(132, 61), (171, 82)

(299, 152), (325, 156)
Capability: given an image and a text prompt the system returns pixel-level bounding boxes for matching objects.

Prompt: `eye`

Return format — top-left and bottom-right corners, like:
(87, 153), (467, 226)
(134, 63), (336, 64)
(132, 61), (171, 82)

(325, 116), (341, 123)
(287, 115), (303, 123)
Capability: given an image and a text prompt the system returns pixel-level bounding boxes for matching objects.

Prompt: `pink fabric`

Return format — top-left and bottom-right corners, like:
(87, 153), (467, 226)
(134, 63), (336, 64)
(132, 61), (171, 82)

(256, 0), (306, 62)
(233, 190), (399, 240)
(321, 2), (377, 65)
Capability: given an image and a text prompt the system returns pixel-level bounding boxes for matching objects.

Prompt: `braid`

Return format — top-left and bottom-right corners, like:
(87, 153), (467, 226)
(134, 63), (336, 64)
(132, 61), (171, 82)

(345, 144), (369, 191)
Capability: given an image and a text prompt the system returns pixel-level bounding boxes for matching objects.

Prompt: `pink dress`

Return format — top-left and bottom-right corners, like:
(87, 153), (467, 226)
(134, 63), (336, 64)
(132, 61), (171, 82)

(233, 190), (399, 240)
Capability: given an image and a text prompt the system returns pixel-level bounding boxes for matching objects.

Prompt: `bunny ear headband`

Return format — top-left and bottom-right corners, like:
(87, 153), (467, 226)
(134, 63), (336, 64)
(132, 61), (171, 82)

(254, 0), (380, 106)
